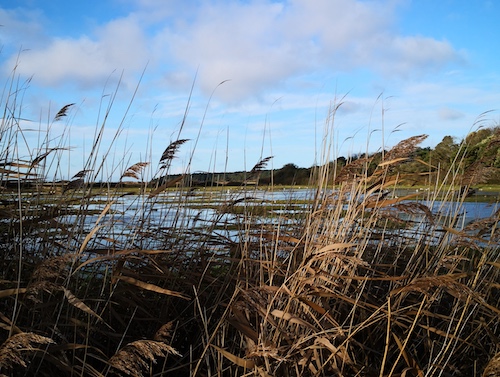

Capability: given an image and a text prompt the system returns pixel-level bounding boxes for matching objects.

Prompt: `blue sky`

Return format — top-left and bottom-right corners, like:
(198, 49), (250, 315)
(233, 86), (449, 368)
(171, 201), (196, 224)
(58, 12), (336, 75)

(1, 0), (499, 180)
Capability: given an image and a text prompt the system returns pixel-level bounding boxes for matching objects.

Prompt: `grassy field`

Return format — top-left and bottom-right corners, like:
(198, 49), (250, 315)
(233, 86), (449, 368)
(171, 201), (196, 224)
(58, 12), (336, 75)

(0, 87), (499, 376)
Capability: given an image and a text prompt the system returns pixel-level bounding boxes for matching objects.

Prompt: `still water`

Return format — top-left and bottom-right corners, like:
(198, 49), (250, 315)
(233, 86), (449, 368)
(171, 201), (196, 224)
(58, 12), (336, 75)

(59, 188), (499, 249)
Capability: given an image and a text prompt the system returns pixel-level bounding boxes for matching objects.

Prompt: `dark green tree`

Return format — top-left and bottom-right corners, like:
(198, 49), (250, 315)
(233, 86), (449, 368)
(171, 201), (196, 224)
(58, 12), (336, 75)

(431, 135), (460, 173)
(273, 163), (310, 185)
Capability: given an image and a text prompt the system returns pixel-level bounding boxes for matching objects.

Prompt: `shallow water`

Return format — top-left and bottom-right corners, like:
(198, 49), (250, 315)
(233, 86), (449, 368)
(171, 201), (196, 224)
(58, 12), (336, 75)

(53, 188), (498, 251)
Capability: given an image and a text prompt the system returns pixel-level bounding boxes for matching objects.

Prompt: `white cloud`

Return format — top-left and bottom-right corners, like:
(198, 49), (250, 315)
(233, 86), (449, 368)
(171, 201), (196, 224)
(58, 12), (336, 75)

(3, 16), (149, 89)
(438, 107), (465, 121)
(375, 36), (462, 77)
(156, 0), (463, 102)
(1, 0), (464, 103)
(162, 1), (302, 102)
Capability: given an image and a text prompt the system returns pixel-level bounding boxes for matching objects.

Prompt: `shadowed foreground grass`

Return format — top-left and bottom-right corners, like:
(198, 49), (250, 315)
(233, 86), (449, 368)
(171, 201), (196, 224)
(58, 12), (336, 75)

(0, 91), (499, 376)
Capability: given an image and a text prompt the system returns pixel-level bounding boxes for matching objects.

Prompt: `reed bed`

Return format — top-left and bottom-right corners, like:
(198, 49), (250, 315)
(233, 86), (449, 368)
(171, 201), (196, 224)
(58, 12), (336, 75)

(0, 79), (498, 376)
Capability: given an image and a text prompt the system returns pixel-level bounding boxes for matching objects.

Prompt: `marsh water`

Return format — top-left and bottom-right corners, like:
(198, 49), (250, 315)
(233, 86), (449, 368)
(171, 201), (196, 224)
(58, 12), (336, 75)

(58, 187), (499, 251)
(76, 188), (500, 226)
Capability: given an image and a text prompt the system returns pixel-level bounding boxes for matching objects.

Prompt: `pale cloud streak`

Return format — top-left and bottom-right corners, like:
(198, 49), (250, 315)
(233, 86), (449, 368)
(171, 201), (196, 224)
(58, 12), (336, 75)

(0, 8), (48, 55)
(438, 107), (465, 121)
(375, 35), (462, 77)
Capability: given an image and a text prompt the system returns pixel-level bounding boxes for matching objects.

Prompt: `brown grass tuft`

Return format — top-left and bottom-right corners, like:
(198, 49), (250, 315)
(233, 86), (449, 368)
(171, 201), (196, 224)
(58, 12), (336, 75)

(383, 134), (428, 162)
(483, 352), (500, 377)
(30, 254), (75, 283)
(108, 340), (180, 377)
(250, 156), (273, 174)
(159, 139), (189, 167)
(53, 103), (75, 122)
(0, 332), (55, 369)
(71, 169), (93, 178)
(121, 162), (150, 180)
(334, 157), (372, 184)
(153, 322), (174, 343)
(25, 254), (76, 303)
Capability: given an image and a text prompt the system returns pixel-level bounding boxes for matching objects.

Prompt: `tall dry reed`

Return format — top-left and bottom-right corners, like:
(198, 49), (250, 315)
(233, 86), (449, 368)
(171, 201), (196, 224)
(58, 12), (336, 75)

(0, 69), (498, 377)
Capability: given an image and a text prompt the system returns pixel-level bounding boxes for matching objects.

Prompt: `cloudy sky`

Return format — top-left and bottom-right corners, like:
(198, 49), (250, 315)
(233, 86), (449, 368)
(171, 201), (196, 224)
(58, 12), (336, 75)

(1, 0), (499, 180)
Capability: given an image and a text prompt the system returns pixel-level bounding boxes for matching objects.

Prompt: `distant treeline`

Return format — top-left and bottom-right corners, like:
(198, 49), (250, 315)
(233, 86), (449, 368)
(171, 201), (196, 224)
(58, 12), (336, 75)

(159, 126), (500, 187)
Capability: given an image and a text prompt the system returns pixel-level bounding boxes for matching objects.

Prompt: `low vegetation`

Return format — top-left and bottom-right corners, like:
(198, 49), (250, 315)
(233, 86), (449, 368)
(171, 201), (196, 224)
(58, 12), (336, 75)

(0, 74), (499, 376)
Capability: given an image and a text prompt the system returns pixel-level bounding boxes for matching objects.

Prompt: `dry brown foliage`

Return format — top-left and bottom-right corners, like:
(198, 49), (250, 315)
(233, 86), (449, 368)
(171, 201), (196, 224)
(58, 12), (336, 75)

(153, 322), (174, 343)
(483, 352), (500, 377)
(334, 157), (372, 184)
(1, 85), (498, 377)
(159, 139), (189, 166)
(25, 254), (76, 303)
(383, 134), (428, 163)
(121, 162), (150, 180)
(53, 103), (75, 122)
(0, 332), (54, 369)
(108, 340), (180, 377)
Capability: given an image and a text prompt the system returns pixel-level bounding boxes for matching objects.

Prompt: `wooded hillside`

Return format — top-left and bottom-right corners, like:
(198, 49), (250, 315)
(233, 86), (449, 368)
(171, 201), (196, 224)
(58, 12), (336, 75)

(173, 126), (500, 186)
